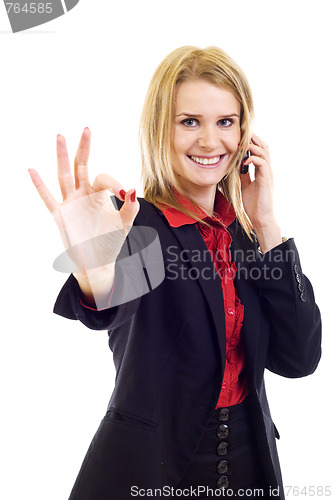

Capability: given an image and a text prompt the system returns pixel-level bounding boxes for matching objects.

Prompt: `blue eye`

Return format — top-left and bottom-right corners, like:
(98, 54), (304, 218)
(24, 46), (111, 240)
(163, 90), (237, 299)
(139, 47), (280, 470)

(181, 118), (199, 127)
(180, 117), (234, 128)
(218, 118), (234, 127)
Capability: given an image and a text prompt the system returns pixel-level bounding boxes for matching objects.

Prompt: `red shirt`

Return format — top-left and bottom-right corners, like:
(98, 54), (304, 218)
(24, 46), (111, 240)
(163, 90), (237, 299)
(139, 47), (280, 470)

(160, 190), (248, 408)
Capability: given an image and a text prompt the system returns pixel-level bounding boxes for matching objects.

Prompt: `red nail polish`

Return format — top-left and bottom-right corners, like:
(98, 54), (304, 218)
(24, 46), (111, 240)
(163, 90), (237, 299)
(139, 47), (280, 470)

(130, 190), (136, 203)
(119, 189), (126, 201)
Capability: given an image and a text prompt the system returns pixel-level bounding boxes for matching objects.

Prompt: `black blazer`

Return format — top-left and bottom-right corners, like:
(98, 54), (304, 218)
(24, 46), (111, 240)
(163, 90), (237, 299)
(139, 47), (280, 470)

(54, 198), (322, 500)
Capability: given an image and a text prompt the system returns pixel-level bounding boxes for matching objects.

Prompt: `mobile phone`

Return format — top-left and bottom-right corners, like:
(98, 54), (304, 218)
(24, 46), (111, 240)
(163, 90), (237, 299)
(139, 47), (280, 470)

(240, 151), (250, 174)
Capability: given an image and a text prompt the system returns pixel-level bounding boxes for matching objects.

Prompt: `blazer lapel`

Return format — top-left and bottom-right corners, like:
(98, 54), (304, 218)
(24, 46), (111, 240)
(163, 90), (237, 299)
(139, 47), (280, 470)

(229, 221), (261, 368)
(169, 223), (227, 363)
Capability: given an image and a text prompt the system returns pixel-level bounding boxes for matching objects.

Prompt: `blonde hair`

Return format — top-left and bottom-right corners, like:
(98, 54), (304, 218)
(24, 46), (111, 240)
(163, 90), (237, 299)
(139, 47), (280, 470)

(139, 45), (254, 238)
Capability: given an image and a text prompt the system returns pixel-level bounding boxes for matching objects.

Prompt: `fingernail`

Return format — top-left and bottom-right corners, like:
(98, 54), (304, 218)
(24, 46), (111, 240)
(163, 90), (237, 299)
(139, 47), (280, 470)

(130, 190), (136, 203)
(84, 127), (90, 131)
(119, 189), (126, 201)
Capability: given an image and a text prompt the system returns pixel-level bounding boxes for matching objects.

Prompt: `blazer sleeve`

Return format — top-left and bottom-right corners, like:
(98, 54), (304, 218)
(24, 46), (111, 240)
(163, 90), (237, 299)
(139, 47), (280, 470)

(53, 264), (141, 331)
(250, 238), (322, 378)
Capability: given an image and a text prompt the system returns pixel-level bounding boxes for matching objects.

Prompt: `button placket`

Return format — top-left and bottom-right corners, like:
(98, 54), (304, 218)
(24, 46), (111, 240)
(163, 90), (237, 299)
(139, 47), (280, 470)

(216, 408), (230, 489)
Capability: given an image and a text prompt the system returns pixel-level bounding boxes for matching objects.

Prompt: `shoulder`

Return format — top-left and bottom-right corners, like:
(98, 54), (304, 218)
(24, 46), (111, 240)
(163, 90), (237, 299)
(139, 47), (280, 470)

(137, 197), (162, 219)
(112, 195), (160, 218)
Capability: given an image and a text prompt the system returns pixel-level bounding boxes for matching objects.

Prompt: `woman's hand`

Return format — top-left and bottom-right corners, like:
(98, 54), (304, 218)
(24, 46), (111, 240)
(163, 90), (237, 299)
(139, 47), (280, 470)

(29, 128), (140, 305)
(240, 133), (282, 253)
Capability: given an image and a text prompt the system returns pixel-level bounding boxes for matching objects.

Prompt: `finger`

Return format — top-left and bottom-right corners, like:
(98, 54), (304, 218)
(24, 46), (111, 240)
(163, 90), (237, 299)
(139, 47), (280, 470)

(28, 168), (58, 213)
(74, 128), (91, 189)
(247, 142), (266, 159)
(57, 134), (74, 199)
(249, 135), (272, 175)
(245, 156), (273, 185)
(91, 173), (126, 199)
(119, 189), (140, 228)
(245, 155), (266, 167)
(251, 133), (267, 149)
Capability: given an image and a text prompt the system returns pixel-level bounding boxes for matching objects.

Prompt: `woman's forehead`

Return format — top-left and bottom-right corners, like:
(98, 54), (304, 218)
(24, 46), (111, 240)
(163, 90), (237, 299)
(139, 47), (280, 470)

(174, 80), (240, 115)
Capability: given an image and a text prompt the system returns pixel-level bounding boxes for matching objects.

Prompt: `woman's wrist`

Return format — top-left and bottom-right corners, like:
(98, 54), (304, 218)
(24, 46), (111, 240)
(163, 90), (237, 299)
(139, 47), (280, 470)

(73, 264), (115, 307)
(253, 220), (282, 254)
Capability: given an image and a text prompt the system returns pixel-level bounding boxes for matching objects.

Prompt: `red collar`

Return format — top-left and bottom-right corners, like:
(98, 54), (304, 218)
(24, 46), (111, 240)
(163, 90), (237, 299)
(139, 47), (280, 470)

(159, 189), (236, 228)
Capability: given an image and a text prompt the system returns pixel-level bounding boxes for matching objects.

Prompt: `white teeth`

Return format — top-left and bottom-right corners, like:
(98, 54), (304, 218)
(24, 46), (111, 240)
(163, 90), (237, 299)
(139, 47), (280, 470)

(190, 155), (221, 165)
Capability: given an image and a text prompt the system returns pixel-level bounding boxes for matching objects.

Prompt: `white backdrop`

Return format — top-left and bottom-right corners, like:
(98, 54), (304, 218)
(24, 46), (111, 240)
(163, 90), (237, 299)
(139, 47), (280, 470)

(0, 1), (332, 498)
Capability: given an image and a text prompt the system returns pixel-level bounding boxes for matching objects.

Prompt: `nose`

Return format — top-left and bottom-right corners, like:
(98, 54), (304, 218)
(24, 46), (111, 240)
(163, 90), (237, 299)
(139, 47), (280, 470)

(197, 125), (220, 151)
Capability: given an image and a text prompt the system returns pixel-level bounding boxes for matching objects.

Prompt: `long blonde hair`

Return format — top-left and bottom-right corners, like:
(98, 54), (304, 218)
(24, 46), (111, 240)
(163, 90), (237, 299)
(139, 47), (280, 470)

(139, 45), (254, 238)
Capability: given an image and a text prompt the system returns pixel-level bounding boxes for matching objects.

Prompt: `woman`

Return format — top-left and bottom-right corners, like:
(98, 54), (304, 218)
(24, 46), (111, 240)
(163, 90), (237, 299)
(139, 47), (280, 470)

(29, 46), (321, 500)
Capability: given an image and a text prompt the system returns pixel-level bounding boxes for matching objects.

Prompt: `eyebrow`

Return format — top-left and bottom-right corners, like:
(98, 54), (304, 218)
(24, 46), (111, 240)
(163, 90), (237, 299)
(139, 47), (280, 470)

(175, 112), (240, 118)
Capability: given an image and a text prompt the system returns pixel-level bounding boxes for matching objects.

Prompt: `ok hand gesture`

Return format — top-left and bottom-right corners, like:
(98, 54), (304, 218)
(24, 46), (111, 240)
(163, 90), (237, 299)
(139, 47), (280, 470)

(29, 128), (140, 305)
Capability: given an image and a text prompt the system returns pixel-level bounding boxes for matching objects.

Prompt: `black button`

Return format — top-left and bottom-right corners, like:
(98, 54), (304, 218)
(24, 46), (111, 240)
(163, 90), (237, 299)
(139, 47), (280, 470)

(294, 264), (298, 273)
(217, 441), (228, 456)
(298, 283), (305, 292)
(295, 273), (302, 284)
(217, 424), (229, 439)
(217, 475), (229, 488)
(300, 292), (307, 302)
(218, 408), (229, 422)
(217, 460), (228, 474)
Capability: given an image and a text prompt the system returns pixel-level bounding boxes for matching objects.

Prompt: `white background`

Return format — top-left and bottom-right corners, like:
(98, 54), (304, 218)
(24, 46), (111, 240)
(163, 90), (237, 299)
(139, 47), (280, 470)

(0, 0), (332, 498)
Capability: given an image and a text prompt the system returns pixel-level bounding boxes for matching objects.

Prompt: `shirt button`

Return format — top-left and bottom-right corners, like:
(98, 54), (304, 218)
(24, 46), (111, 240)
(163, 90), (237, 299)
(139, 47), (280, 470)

(222, 382), (227, 389)
(227, 307), (234, 316)
(227, 268), (233, 278)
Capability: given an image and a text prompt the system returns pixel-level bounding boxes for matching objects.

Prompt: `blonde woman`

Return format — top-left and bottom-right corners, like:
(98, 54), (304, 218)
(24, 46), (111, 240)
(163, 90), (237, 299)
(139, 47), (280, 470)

(29, 46), (321, 500)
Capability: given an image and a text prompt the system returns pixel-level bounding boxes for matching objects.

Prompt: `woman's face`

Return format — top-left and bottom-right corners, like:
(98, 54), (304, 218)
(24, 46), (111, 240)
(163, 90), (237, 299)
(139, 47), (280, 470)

(171, 79), (241, 197)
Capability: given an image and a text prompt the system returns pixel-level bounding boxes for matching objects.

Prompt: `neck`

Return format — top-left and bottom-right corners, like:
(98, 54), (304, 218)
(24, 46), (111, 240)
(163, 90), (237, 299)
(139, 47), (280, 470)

(183, 185), (216, 216)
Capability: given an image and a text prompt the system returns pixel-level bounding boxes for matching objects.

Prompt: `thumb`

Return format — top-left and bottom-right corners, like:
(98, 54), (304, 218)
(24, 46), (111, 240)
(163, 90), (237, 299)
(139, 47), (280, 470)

(119, 189), (140, 228)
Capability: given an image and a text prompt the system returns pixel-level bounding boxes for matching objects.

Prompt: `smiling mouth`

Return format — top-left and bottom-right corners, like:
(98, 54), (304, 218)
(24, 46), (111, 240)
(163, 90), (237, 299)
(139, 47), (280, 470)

(187, 155), (225, 166)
